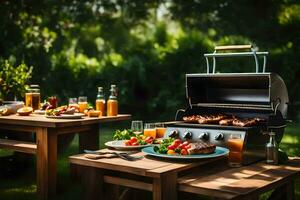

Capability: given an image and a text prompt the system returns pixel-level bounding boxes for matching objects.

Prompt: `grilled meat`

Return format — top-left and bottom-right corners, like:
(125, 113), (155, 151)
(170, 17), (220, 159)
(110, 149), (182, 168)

(183, 115), (201, 123)
(232, 118), (258, 127)
(198, 114), (228, 124)
(187, 142), (216, 154)
(219, 118), (235, 125)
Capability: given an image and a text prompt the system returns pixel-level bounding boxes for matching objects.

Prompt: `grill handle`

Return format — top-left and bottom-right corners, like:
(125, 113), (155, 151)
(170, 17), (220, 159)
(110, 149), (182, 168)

(204, 45), (269, 74)
(215, 45), (252, 51)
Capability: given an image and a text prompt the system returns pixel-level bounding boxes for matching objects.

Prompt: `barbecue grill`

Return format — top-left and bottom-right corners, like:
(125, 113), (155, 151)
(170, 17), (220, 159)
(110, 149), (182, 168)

(165, 45), (289, 165)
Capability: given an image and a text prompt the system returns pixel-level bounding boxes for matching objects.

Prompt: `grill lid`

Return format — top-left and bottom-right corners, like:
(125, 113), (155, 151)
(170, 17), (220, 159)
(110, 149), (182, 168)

(186, 72), (289, 118)
(186, 45), (289, 118)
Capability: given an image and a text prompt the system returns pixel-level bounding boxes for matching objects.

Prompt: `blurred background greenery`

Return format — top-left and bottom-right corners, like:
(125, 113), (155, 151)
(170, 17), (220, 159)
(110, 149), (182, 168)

(0, 0), (299, 121)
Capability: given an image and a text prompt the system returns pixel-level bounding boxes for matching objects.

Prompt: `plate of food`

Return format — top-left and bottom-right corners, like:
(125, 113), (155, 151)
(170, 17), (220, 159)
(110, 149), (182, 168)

(105, 140), (152, 150)
(45, 106), (84, 119)
(45, 113), (85, 119)
(106, 130), (158, 150)
(142, 138), (229, 159)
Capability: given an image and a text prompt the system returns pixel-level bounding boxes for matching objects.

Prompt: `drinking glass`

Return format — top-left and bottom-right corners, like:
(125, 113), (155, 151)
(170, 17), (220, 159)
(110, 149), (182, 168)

(78, 96), (88, 113)
(131, 121), (143, 135)
(144, 123), (156, 138)
(48, 96), (58, 108)
(25, 85), (40, 110)
(69, 98), (79, 111)
(228, 133), (244, 167)
(155, 123), (167, 138)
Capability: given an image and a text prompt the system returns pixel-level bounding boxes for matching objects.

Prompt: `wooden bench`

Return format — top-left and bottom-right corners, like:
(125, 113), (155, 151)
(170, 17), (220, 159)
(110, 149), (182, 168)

(0, 138), (37, 154)
(178, 157), (300, 200)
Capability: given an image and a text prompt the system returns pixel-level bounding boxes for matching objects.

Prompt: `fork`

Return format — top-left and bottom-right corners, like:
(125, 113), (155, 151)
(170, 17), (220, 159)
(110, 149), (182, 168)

(84, 150), (143, 161)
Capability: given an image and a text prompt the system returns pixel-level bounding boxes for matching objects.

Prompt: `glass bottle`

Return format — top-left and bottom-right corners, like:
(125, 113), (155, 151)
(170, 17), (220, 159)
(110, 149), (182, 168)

(107, 85), (118, 116)
(95, 86), (106, 115)
(266, 131), (278, 165)
(25, 85), (40, 110)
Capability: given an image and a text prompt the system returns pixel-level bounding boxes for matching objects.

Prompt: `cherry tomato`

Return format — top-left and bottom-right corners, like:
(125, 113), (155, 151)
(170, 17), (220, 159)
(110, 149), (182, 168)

(181, 149), (188, 155)
(145, 138), (153, 144)
(182, 141), (189, 146)
(168, 144), (176, 150)
(125, 140), (132, 146)
(132, 142), (139, 146)
(174, 139), (182, 146)
(167, 150), (176, 155)
(185, 144), (192, 149)
(130, 137), (137, 143)
(145, 136), (153, 141)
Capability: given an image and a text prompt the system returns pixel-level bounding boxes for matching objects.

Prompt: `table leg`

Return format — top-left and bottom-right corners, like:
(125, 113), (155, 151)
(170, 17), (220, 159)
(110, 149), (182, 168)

(153, 172), (177, 200)
(268, 180), (295, 200)
(82, 166), (104, 200)
(79, 125), (99, 152)
(36, 128), (57, 200)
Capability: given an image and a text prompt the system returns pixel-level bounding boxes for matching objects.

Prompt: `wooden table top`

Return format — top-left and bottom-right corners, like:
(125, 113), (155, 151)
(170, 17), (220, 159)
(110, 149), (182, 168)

(178, 157), (300, 199)
(69, 150), (224, 178)
(0, 114), (131, 128)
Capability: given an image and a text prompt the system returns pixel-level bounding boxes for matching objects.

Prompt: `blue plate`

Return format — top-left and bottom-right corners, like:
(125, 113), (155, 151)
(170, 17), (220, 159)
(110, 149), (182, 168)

(142, 146), (229, 159)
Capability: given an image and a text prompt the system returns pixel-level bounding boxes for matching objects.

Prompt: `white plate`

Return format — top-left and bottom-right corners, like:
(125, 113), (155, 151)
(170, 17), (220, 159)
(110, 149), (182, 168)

(45, 113), (85, 119)
(33, 110), (46, 115)
(105, 140), (152, 150)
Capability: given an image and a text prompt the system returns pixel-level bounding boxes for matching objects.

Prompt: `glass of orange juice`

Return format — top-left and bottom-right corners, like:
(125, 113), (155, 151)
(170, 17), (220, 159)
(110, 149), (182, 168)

(78, 96), (88, 113)
(144, 123), (156, 139)
(155, 123), (167, 138)
(228, 133), (244, 167)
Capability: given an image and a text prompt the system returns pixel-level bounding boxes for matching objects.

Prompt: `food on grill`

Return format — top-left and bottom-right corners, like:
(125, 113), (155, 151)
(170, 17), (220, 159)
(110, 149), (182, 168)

(219, 118), (235, 125)
(183, 115), (200, 123)
(183, 114), (228, 124)
(232, 118), (258, 127)
(187, 142), (216, 154)
(183, 114), (266, 127)
(198, 114), (228, 124)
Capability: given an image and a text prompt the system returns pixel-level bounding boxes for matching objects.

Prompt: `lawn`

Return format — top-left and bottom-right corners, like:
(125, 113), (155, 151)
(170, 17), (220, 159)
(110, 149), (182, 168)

(0, 123), (299, 200)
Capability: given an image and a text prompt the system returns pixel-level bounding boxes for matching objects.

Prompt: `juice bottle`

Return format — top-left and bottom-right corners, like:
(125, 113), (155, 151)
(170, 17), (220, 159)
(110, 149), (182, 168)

(107, 85), (118, 116)
(95, 87), (106, 116)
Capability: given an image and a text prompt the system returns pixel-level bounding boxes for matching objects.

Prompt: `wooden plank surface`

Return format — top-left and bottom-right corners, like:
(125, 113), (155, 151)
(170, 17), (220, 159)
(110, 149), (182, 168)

(69, 150), (226, 178)
(0, 138), (37, 154)
(0, 114), (131, 128)
(178, 157), (300, 199)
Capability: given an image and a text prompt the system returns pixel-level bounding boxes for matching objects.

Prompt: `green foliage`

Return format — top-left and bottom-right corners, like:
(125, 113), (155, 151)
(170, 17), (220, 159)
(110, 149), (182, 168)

(0, 60), (32, 100)
(0, 0), (299, 120)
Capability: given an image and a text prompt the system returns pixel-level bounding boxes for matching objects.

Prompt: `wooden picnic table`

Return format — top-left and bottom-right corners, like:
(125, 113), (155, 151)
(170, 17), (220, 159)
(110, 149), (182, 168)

(0, 114), (131, 200)
(69, 151), (300, 200)
(69, 149), (224, 200)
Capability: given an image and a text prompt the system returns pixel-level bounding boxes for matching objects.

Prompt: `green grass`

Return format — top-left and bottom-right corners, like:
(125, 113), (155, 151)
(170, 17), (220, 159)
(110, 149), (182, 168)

(0, 124), (300, 200)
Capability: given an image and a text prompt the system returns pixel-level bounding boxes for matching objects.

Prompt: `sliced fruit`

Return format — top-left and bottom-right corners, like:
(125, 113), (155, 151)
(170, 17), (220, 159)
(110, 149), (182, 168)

(17, 107), (33, 116)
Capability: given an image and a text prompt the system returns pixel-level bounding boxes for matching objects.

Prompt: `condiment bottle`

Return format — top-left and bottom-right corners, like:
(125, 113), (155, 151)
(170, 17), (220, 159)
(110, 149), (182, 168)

(95, 86), (106, 115)
(266, 131), (278, 165)
(107, 85), (118, 116)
